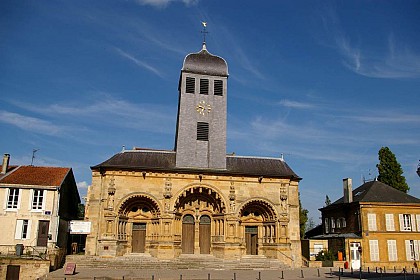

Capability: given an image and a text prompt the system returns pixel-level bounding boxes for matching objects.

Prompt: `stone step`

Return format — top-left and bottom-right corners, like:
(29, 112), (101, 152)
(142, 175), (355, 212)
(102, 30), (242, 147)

(64, 255), (289, 270)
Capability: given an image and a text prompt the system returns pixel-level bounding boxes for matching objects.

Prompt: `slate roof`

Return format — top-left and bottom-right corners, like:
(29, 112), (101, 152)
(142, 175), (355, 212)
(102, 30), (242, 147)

(0, 166), (71, 187)
(182, 44), (228, 77)
(91, 150), (300, 180)
(325, 180), (420, 208)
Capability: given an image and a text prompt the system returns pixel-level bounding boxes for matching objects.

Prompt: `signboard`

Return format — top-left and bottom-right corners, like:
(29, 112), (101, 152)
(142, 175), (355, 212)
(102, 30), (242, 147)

(64, 263), (76, 275)
(70, 221), (91, 234)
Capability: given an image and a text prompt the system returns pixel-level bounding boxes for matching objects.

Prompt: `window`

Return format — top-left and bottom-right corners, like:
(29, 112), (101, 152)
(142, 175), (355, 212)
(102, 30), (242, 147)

(200, 79), (209, 95)
(7, 188), (20, 209)
(341, 218), (347, 228)
(387, 240), (397, 261)
(214, 80), (223, 96)
(405, 240), (419, 260)
(15, 219), (31, 240)
(331, 218), (336, 229)
(32, 189), (44, 210)
(400, 214), (413, 231)
(197, 122), (209, 141)
(368, 213), (377, 231)
(369, 240), (379, 261)
(384, 214), (395, 231)
(185, 77), (195, 93)
(336, 218), (341, 228)
(324, 218), (329, 233)
(416, 215), (420, 231)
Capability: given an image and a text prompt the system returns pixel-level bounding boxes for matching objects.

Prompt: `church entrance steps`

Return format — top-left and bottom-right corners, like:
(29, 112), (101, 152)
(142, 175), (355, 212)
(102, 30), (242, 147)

(64, 254), (289, 270)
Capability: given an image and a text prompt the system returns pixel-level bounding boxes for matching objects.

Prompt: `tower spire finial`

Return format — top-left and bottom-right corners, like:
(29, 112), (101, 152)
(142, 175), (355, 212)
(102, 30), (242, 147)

(201, 21), (208, 49)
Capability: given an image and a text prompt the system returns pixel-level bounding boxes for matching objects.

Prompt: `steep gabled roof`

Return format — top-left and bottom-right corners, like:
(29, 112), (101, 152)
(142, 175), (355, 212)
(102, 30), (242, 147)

(329, 180), (420, 206)
(91, 150), (300, 180)
(0, 166), (71, 187)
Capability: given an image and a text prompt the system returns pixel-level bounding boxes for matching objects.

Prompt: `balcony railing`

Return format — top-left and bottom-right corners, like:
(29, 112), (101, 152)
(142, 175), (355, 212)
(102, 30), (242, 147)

(0, 244), (48, 260)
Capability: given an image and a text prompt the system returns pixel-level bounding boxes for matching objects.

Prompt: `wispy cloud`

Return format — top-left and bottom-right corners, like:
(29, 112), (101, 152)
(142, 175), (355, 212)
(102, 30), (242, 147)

(0, 110), (64, 136)
(348, 112), (420, 124)
(279, 99), (316, 109)
(114, 47), (164, 77)
(322, 9), (420, 79)
(136, 0), (198, 8)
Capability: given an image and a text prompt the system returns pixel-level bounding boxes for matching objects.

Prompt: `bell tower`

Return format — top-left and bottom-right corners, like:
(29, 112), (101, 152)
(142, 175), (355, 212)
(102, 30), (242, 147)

(175, 40), (228, 169)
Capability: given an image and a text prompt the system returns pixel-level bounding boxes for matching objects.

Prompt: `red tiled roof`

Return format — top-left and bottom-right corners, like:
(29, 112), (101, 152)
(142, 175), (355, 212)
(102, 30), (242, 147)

(0, 166), (70, 187)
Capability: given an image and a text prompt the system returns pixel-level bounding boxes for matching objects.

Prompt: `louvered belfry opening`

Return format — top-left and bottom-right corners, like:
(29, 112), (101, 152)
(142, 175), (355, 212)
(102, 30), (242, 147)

(200, 79), (209, 94)
(197, 122), (209, 141)
(214, 80), (223, 96)
(186, 77), (195, 93)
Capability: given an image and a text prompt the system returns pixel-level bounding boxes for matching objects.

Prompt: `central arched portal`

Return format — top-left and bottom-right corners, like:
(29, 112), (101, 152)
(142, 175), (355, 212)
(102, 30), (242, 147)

(175, 186), (225, 255)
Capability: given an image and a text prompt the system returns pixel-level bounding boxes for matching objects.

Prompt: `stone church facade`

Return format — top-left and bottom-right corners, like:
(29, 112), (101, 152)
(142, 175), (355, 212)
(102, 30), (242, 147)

(85, 42), (302, 267)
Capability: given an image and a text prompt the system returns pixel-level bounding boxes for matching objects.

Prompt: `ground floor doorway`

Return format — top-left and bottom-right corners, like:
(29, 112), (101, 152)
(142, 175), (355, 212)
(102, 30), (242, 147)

(37, 220), (50, 246)
(132, 223), (146, 253)
(350, 242), (361, 269)
(245, 226), (258, 255)
(182, 215), (195, 254)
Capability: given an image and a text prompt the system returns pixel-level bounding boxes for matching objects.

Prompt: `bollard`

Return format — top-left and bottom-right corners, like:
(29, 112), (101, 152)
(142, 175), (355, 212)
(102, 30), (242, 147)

(208, 273), (211, 280)
(281, 271), (284, 279)
(259, 271), (261, 280)
(330, 268), (332, 276)
(123, 277), (125, 280)
(380, 267), (383, 278)
(413, 268), (415, 274)
(317, 268), (320, 277)
(351, 267), (353, 275)
(152, 275), (154, 280)
(368, 267), (370, 273)
(384, 267), (386, 274)
(359, 267), (362, 280)
(404, 268), (407, 280)
(339, 273), (341, 280)
(395, 266), (397, 272)
(341, 268), (344, 275)
(301, 269), (304, 278)
(234, 272), (236, 280)
(180, 274), (183, 280)
(376, 267), (378, 274)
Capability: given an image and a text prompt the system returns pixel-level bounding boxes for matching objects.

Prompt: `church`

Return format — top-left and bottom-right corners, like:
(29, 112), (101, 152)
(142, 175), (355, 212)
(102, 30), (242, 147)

(84, 36), (302, 267)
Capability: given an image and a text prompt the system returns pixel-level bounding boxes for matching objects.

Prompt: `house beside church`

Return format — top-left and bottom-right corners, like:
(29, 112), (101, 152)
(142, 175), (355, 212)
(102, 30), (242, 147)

(84, 41), (302, 267)
(309, 178), (420, 270)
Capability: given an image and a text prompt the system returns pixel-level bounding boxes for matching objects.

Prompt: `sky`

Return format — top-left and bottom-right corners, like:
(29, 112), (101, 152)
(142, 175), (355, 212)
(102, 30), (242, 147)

(1, 0), (420, 223)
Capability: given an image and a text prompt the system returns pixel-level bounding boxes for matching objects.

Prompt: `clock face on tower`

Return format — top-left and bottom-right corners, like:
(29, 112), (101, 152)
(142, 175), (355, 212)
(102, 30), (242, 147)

(196, 100), (212, 115)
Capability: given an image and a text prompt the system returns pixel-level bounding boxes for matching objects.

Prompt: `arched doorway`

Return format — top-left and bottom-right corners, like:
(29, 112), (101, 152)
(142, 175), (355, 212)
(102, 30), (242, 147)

(182, 215), (195, 254)
(118, 194), (161, 254)
(175, 186), (225, 255)
(239, 200), (277, 255)
(199, 215), (211, 254)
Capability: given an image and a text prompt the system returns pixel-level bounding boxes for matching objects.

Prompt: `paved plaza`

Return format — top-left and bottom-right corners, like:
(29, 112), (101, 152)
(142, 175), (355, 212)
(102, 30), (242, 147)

(43, 267), (419, 280)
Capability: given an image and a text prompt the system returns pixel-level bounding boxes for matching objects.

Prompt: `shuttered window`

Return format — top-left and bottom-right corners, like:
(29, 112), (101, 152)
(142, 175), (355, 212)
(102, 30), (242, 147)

(15, 219), (31, 240)
(400, 214), (413, 231)
(32, 189), (44, 210)
(186, 77), (195, 93)
(214, 80), (223, 96)
(405, 240), (419, 260)
(368, 213), (377, 231)
(200, 79), (209, 95)
(385, 214), (395, 231)
(7, 188), (20, 209)
(387, 240), (397, 261)
(197, 122), (209, 141)
(369, 240), (379, 261)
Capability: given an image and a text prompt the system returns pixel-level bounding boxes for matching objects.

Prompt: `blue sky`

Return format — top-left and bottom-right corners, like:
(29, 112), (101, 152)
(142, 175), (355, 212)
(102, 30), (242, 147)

(1, 0), (419, 222)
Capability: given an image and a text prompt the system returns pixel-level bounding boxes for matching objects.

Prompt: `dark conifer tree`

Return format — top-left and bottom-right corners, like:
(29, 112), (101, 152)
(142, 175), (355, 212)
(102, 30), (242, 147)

(376, 146), (409, 193)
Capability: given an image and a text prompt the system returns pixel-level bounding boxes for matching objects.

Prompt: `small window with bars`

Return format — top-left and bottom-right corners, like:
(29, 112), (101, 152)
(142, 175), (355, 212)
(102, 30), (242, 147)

(197, 122), (209, 141)
(200, 79), (209, 95)
(214, 80), (223, 96)
(186, 77), (195, 93)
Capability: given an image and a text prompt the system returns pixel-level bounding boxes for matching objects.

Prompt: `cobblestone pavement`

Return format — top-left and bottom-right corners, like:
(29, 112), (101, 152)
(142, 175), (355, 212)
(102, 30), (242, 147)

(42, 267), (419, 280)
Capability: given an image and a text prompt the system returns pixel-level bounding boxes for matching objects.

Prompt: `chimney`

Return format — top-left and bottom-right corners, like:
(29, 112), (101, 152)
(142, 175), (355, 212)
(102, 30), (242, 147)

(343, 178), (353, 203)
(1, 154), (10, 174)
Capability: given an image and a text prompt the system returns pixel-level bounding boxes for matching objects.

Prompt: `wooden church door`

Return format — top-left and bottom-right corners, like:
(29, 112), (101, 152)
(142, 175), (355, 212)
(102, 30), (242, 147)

(132, 223), (146, 253)
(199, 215), (211, 254)
(245, 226), (258, 255)
(182, 215), (195, 254)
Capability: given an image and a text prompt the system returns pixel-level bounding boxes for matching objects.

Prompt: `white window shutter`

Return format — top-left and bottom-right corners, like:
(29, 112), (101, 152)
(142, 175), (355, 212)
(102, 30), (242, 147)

(406, 240), (412, 260)
(42, 190), (46, 210)
(368, 214), (377, 231)
(15, 220), (23, 239)
(29, 189), (33, 210)
(411, 215), (416, 232)
(26, 220), (32, 240)
(3, 188), (8, 210)
(386, 214), (395, 231)
(400, 214), (404, 231)
(416, 215), (420, 232)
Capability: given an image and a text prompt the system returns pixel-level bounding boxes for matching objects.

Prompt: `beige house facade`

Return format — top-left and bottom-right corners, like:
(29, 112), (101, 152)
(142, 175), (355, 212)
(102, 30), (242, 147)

(84, 42), (302, 267)
(313, 178), (420, 270)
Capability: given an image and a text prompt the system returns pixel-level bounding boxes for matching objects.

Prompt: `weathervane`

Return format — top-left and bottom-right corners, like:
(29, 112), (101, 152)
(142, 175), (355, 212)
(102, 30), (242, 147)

(201, 21), (208, 44)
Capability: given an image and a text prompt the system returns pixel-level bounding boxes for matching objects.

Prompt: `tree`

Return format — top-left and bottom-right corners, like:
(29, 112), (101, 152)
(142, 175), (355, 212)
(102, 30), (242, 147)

(77, 203), (85, 219)
(299, 193), (309, 238)
(376, 146), (409, 193)
(325, 195), (331, 206)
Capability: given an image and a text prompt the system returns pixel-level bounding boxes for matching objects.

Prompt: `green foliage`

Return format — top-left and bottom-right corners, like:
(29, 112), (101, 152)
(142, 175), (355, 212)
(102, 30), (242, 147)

(77, 203), (85, 219)
(315, 250), (337, 261)
(376, 147), (409, 193)
(299, 192), (309, 238)
(325, 195), (331, 206)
